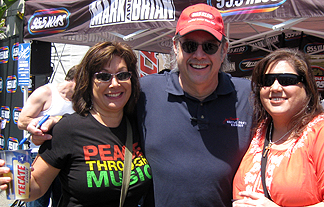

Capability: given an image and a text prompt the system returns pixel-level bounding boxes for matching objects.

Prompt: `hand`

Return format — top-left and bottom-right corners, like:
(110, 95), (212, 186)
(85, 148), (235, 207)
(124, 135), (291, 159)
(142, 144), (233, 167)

(27, 116), (60, 145)
(232, 191), (279, 207)
(0, 159), (11, 191)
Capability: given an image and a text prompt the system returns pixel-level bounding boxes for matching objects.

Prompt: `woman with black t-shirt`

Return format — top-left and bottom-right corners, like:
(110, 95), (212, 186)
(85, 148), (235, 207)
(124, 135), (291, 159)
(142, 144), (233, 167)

(0, 42), (152, 207)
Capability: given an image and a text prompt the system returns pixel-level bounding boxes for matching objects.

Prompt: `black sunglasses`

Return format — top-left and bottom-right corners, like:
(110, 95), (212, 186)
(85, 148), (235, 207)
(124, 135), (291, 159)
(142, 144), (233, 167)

(262, 73), (304, 87)
(94, 71), (132, 82)
(179, 40), (220, 55)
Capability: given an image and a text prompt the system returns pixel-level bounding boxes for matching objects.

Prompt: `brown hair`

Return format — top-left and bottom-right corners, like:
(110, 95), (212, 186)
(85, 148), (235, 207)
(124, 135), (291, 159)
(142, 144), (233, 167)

(251, 48), (322, 136)
(65, 65), (78, 81)
(72, 42), (140, 116)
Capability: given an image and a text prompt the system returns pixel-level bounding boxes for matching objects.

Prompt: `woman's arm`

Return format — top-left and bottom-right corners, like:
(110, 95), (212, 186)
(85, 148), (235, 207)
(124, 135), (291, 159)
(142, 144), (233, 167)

(232, 191), (279, 207)
(233, 191), (324, 207)
(25, 155), (60, 202)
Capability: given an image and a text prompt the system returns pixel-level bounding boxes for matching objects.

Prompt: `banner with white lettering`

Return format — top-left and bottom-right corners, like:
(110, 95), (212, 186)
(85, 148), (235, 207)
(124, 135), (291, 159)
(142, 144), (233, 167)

(225, 32), (324, 80)
(23, 0), (324, 53)
(24, 0), (179, 53)
(219, 30), (324, 99)
(18, 43), (31, 86)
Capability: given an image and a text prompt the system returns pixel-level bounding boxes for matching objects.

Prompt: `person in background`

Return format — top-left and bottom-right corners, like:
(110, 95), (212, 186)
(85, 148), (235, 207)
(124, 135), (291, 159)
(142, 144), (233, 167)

(18, 65), (76, 133)
(8, 3), (253, 206)
(17, 65), (77, 207)
(136, 3), (253, 206)
(233, 48), (324, 207)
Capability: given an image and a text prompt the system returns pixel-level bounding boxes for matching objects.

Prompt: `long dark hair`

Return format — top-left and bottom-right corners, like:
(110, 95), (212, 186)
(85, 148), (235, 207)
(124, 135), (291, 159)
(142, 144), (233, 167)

(72, 42), (140, 116)
(251, 48), (322, 136)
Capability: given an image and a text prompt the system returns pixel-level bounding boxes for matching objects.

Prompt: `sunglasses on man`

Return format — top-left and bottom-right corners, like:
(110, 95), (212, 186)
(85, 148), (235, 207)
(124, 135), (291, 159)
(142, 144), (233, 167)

(179, 40), (221, 55)
(262, 73), (304, 87)
(94, 71), (132, 82)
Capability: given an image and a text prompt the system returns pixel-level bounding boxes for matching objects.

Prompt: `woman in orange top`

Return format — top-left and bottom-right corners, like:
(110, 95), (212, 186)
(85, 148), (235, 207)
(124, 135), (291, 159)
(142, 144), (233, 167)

(233, 48), (324, 207)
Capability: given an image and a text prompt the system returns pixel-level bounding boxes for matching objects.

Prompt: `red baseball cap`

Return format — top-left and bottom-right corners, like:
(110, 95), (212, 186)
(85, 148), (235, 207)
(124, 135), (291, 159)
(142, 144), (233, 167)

(176, 3), (225, 41)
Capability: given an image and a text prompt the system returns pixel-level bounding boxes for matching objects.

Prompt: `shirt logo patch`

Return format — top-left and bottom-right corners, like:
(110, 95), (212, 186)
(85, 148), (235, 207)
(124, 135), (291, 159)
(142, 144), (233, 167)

(223, 117), (247, 127)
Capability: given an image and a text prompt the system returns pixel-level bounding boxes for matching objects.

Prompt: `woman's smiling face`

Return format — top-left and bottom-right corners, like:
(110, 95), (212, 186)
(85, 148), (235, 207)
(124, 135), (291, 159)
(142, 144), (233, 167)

(260, 60), (307, 121)
(92, 55), (132, 115)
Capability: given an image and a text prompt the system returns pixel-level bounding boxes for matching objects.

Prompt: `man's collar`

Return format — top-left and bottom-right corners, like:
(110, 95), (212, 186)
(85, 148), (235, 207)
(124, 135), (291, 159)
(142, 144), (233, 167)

(165, 70), (235, 101)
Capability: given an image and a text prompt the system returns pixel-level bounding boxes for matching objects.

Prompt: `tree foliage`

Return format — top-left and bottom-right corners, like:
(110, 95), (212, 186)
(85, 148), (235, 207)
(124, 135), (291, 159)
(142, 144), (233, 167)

(0, 0), (18, 33)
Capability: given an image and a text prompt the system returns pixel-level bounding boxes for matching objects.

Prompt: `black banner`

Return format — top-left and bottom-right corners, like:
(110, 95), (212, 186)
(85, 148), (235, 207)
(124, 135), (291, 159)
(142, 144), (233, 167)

(23, 0), (324, 53)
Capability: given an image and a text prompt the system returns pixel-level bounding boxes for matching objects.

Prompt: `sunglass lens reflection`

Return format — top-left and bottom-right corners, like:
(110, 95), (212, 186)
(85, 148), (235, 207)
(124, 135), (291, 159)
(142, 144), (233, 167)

(279, 76), (299, 86)
(182, 41), (198, 53)
(96, 73), (112, 81)
(95, 72), (131, 82)
(181, 41), (219, 55)
(202, 43), (219, 54)
(263, 74), (302, 86)
(116, 72), (131, 80)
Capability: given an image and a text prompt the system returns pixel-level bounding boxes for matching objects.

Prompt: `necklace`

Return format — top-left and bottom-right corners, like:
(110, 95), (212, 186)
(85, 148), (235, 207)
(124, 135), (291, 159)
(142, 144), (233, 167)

(92, 107), (105, 117)
(263, 122), (295, 157)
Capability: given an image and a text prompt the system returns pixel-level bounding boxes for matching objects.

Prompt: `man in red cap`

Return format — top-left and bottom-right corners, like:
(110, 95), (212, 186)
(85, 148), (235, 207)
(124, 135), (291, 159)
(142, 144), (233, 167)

(20, 3), (253, 207)
(137, 3), (253, 206)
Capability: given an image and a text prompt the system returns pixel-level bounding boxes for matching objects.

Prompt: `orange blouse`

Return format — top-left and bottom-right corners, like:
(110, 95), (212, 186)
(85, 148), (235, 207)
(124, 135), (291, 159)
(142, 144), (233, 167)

(233, 114), (324, 206)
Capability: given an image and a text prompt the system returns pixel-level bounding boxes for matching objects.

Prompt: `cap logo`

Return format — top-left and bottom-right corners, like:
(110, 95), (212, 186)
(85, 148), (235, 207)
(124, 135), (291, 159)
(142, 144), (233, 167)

(190, 11), (214, 20)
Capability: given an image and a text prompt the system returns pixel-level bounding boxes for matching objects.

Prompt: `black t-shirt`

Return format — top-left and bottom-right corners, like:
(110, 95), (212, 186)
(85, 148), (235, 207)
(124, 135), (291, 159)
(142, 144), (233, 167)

(39, 113), (152, 207)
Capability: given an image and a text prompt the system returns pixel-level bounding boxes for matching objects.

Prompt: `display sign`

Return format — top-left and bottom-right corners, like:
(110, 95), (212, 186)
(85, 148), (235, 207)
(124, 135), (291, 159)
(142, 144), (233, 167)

(17, 43), (31, 86)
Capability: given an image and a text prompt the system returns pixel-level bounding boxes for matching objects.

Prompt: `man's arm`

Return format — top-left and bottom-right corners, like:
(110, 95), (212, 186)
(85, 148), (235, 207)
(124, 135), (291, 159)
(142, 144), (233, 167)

(27, 116), (61, 145)
(17, 85), (52, 130)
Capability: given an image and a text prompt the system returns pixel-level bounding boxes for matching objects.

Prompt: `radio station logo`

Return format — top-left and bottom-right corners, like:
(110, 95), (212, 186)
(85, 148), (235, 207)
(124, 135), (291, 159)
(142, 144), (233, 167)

(217, 0), (286, 17)
(1, 106), (10, 123)
(0, 46), (9, 64)
(239, 57), (263, 72)
(12, 42), (19, 61)
(305, 43), (324, 55)
(0, 134), (4, 150)
(6, 75), (17, 93)
(8, 137), (18, 150)
(228, 46), (247, 55)
(285, 32), (303, 42)
(28, 8), (70, 35)
(13, 107), (22, 125)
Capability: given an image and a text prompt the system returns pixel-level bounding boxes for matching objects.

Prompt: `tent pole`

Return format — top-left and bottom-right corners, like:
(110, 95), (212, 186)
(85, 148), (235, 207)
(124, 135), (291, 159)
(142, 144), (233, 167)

(23, 86), (29, 150)
(290, 27), (324, 39)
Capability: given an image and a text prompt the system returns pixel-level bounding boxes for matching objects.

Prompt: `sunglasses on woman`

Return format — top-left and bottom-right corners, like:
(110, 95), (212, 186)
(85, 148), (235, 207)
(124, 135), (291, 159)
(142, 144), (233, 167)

(262, 73), (304, 87)
(179, 40), (220, 55)
(94, 71), (132, 82)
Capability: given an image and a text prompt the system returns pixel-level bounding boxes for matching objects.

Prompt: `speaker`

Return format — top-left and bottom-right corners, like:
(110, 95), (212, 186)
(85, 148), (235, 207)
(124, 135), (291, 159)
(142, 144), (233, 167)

(31, 40), (52, 75)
